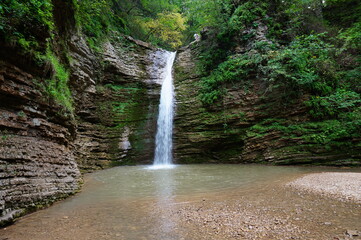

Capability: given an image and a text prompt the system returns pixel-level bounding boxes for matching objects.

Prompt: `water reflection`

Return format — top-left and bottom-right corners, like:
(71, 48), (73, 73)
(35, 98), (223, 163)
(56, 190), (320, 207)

(148, 167), (178, 238)
(2, 165), (360, 240)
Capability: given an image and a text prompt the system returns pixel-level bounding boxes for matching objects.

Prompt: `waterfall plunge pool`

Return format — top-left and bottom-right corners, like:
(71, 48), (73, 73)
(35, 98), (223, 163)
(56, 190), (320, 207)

(1, 164), (361, 239)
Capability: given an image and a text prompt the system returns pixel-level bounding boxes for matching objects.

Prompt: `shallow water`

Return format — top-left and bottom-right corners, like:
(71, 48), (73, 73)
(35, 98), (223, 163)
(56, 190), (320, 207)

(1, 165), (360, 240)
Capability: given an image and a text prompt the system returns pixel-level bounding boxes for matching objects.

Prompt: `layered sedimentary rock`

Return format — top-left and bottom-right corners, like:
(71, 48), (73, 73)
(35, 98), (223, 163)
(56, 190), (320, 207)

(174, 44), (248, 163)
(0, 60), (80, 225)
(0, 33), (168, 225)
(70, 35), (166, 171)
(173, 37), (361, 165)
(0, 35), (167, 225)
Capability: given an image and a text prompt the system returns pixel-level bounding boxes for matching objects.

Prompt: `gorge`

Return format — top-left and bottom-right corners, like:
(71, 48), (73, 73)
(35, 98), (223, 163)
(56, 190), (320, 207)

(0, 0), (360, 237)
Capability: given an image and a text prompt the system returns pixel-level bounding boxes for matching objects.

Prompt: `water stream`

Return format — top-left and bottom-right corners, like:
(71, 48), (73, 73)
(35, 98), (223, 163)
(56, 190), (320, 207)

(152, 51), (176, 168)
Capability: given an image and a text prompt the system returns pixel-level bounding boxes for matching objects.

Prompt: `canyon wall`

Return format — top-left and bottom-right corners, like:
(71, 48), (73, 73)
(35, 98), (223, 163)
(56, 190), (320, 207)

(1, 0), (360, 226)
(0, 53), (81, 225)
(173, 38), (361, 165)
(0, 31), (166, 225)
(69, 35), (164, 171)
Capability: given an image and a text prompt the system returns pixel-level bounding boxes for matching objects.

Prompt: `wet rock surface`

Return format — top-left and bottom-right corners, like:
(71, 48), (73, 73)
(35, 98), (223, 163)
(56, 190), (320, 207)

(0, 33), (170, 225)
(0, 61), (81, 226)
(173, 38), (361, 165)
(173, 45), (245, 163)
(71, 36), (167, 170)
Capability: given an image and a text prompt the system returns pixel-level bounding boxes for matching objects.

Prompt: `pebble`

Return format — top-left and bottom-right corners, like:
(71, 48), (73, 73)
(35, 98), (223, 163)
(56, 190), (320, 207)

(346, 229), (360, 237)
(288, 173), (361, 203)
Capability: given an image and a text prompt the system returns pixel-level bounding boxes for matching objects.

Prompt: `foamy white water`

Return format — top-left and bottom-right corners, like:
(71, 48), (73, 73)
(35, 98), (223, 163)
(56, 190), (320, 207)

(153, 51), (176, 168)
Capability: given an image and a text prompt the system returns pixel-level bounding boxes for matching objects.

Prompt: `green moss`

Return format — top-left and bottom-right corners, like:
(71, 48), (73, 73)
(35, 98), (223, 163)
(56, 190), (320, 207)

(44, 50), (74, 113)
(246, 116), (360, 152)
(94, 83), (152, 165)
(104, 84), (140, 92)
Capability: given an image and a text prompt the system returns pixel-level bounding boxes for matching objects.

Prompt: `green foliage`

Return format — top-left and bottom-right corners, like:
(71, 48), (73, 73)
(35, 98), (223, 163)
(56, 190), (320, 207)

(104, 84), (140, 92)
(179, 0), (225, 38)
(303, 119), (360, 147)
(197, 42), (229, 76)
(248, 116), (361, 150)
(338, 21), (361, 49)
(228, 2), (267, 31)
(199, 33), (343, 105)
(199, 54), (260, 105)
(112, 101), (133, 115)
(193, 0), (361, 162)
(75, 0), (125, 50)
(306, 90), (361, 119)
(74, 0), (187, 49)
(266, 33), (338, 94)
(142, 11), (186, 48)
(198, 28), (361, 145)
(17, 111), (26, 118)
(0, 0), (54, 52)
(0, 130), (11, 141)
(45, 50), (73, 113)
(324, 0), (361, 29)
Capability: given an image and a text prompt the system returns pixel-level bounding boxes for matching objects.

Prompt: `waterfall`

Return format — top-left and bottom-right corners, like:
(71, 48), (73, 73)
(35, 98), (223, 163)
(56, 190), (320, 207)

(152, 51), (176, 169)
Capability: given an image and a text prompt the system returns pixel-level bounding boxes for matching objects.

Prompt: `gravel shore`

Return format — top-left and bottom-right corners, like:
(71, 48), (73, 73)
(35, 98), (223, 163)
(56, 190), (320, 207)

(288, 172), (361, 203)
(2, 171), (360, 240)
(169, 172), (361, 239)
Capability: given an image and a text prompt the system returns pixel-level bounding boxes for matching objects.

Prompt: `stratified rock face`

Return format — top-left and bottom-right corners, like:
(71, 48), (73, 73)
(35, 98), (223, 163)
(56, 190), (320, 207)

(0, 35), (166, 225)
(0, 61), (81, 225)
(0, 32), (168, 224)
(70, 35), (167, 171)
(173, 45), (245, 163)
(173, 41), (361, 165)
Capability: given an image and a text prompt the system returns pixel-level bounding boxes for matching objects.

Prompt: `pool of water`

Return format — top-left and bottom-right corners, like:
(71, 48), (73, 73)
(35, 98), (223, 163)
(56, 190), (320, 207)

(1, 165), (360, 240)
(80, 165), (313, 199)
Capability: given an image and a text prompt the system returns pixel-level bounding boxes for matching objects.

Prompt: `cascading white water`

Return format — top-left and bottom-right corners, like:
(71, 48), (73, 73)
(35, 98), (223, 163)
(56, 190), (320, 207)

(152, 51), (176, 169)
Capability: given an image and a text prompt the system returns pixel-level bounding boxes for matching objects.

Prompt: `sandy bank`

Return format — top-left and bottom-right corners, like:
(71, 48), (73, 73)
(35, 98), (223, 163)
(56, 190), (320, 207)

(288, 172), (361, 203)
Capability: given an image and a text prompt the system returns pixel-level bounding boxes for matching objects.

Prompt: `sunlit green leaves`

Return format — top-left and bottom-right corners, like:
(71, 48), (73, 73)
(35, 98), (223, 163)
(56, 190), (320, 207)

(142, 11), (186, 48)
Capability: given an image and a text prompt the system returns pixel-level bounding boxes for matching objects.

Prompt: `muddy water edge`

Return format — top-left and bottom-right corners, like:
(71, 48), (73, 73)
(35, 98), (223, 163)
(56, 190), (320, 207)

(1, 165), (360, 240)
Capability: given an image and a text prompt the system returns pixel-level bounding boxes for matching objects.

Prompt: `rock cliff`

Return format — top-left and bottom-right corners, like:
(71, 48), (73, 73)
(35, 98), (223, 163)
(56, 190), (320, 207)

(0, 54), (81, 225)
(1, 0), (360, 226)
(173, 38), (361, 165)
(69, 35), (165, 171)
(0, 29), (167, 225)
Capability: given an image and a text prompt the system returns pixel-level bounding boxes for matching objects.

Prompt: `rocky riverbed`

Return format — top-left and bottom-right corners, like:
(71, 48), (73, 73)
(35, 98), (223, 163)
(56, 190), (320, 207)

(288, 172), (361, 204)
(1, 168), (360, 240)
(169, 172), (361, 240)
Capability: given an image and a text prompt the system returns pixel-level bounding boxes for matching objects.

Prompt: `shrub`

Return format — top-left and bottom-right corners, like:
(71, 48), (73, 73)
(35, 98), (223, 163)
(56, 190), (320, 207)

(306, 89), (361, 119)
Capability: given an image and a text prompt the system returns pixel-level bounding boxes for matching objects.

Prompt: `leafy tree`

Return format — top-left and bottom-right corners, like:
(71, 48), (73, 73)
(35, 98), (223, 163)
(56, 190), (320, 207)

(142, 11), (186, 48)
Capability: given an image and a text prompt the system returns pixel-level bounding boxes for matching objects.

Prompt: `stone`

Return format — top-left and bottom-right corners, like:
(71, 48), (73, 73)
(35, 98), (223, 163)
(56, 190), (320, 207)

(0, 1), (168, 226)
(346, 230), (360, 237)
